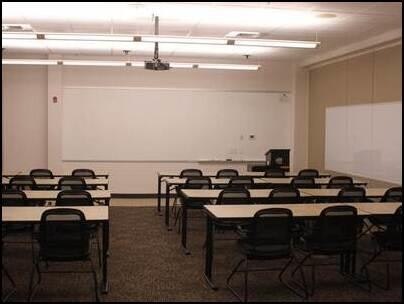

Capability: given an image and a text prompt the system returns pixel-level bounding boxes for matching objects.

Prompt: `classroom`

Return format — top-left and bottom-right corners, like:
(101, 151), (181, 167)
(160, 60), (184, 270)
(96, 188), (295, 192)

(1, 2), (402, 302)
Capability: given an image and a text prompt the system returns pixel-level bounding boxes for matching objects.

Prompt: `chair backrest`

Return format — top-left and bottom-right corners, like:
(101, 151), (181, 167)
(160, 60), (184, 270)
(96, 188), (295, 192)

(249, 208), (293, 248)
(314, 205), (358, 250)
(264, 168), (285, 177)
(216, 188), (251, 205)
(228, 176), (254, 189)
(57, 176), (87, 190)
(1, 189), (28, 206)
(381, 187), (402, 202)
(291, 177), (316, 189)
(337, 186), (366, 202)
(327, 176), (353, 189)
(216, 169), (239, 178)
(9, 176), (38, 190)
(30, 169), (54, 179)
(72, 169), (96, 178)
(179, 169), (203, 178)
(268, 187), (300, 203)
(183, 176), (212, 189)
(39, 208), (90, 259)
(298, 169), (319, 178)
(56, 190), (94, 206)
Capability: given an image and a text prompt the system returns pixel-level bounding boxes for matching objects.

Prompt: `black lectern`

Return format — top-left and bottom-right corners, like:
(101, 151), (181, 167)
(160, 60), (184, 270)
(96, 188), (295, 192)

(265, 149), (290, 172)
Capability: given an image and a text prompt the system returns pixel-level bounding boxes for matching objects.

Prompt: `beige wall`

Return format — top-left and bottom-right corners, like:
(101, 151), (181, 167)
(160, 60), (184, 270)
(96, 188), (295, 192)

(308, 44), (402, 185)
(2, 65), (48, 172)
(3, 59), (301, 193)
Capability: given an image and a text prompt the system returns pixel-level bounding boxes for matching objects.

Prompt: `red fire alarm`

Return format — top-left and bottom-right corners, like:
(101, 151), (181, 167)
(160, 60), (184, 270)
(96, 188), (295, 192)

(52, 96), (58, 103)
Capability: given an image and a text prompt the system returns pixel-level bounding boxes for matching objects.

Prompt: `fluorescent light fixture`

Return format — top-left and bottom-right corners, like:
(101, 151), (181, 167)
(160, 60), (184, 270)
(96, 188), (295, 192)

(140, 35), (227, 45)
(235, 39), (320, 48)
(2, 59), (59, 65)
(197, 63), (260, 71)
(62, 60), (126, 66)
(2, 32), (37, 39)
(2, 59), (261, 71)
(44, 33), (133, 42)
(3, 32), (319, 49)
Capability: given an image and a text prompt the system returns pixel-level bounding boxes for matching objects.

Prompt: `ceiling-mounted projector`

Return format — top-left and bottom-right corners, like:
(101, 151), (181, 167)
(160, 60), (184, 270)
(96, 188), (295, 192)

(144, 59), (170, 71)
(144, 16), (170, 71)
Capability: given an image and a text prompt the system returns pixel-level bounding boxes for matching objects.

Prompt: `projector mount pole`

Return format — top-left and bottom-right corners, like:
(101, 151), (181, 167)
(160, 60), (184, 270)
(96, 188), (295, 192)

(154, 16), (159, 62)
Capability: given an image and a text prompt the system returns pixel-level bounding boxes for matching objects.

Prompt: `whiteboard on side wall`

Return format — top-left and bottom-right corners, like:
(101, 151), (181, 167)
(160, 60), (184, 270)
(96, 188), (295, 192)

(325, 101), (402, 184)
(62, 87), (292, 161)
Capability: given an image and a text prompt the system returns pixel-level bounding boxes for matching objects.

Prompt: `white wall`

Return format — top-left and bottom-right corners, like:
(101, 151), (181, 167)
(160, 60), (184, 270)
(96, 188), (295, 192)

(3, 57), (302, 193)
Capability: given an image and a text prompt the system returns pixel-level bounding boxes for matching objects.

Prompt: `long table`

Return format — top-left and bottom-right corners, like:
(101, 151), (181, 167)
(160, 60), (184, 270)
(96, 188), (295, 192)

(203, 202), (402, 290)
(3, 171), (109, 178)
(300, 188), (388, 199)
(2, 177), (109, 189)
(156, 171), (331, 213)
(2, 206), (110, 293)
(1, 190), (111, 206)
(160, 176), (367, 229)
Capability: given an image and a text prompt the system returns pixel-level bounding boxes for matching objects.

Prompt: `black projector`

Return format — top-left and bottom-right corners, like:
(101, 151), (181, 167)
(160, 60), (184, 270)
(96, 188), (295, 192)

(144, 60), (170, 71)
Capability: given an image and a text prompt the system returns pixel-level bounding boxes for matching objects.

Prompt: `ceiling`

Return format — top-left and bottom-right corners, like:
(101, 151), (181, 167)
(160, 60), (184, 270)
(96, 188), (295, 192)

(2, 2), (402, 63)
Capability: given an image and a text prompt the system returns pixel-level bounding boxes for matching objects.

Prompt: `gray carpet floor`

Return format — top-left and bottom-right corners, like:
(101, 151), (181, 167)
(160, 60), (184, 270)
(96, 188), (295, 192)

(2, 206), (402, 302)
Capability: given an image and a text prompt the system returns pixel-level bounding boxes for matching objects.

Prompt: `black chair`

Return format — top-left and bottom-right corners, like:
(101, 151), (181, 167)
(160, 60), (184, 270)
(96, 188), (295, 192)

(179, 169), (203, 178)
(380, 187), (402, 202)
(30, 169), (55, 191)
(337, 186), (366, 202)
(171, 169), (204, 215)
(366, 187), (403, 233)
(30, 169), (54, 179)
(72, 169), (98, 190)
(214, 188), (252, 234)
(292, 205), (359, 297)
(226, 208), (305, 302)
(56, 190), (101, 267)
(291, 177), (316, 189)
(174, 176), (212, 232)
(28, 208), (99, 302)
(228, 176), (254, 189)
(327, 176), (354, 189)
(8, 176), (38, 190)
(360, 206), (402, 291)
(268, 187), (301, 204)
(216, 169), (239, 178)
(215, 169), (239, 189)
(57, 176), (87, 190)
(298, 169), (319, 178)
(264, 168), (285, 177)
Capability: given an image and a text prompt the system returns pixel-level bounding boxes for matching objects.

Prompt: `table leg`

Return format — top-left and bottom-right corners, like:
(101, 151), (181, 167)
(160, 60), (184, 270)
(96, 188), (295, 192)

(203, 215), (218, 290)
(157, 175), (162, 215)
(181, 201), (190, 255)
(165, 183), (172, 231)
(101, 220), (110, 294)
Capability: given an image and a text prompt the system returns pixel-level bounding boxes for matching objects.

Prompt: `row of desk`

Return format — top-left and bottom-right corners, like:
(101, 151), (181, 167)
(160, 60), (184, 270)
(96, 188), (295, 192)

(2, 174), (111, 295)
(2, 176), (109, 189)
(177, 187), (390, 254)
(202, 201), (402, 290)
(160, 176), (368, 229)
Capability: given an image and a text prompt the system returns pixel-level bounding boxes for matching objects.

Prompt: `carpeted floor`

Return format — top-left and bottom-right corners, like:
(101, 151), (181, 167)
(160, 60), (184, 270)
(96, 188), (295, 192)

(2, 206), (402, 302)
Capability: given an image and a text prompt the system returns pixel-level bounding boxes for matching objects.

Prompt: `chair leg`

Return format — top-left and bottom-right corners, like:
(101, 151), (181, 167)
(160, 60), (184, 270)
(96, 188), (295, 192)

(226, 258), (246, 302)
(2, 265), (17, 302)
(28, 261), (41, 302)
(244, 259), (249, 302)
(90, 259), (101, 302)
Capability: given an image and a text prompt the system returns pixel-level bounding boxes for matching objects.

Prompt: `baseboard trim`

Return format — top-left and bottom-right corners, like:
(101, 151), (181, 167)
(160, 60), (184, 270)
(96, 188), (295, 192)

(111, 193), (175, 199)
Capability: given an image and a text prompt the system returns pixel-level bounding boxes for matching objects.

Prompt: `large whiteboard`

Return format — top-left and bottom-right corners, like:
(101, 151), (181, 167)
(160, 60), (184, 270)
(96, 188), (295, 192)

(62, 87), (292, 161)
(325, 101), (402, 184)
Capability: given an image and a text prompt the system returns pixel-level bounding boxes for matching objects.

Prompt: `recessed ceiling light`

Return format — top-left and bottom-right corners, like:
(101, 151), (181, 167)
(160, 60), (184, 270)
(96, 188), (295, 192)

(316, 13), (337, 19)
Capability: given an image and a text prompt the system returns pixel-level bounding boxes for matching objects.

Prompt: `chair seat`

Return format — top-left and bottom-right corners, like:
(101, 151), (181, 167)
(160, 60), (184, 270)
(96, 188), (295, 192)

(238, 239), (291, 259)
(373, 231), (402, 250)
(297, 234), (355, 254)
(40, 244), (90, 261)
